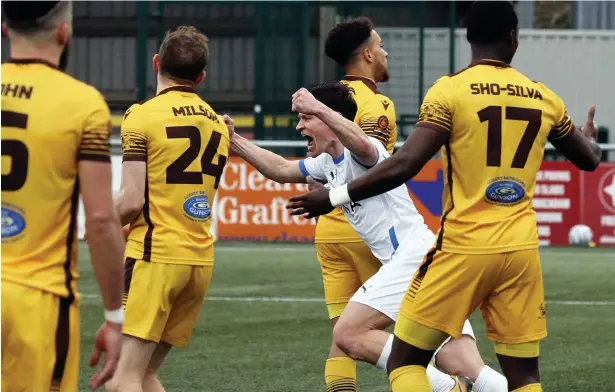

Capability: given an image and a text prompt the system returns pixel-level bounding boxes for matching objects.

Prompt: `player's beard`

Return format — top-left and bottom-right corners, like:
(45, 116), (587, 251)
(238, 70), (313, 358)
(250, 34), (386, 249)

(380, 68), (390, 83)
(59, 43), (70, 71)
(378, 60), (390, 83)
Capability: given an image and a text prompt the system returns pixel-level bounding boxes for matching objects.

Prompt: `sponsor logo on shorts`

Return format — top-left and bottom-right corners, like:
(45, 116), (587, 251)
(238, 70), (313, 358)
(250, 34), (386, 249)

(183, 193), (211, 221)
(485, 177), (526, 205)
(1, 203), (26, 240)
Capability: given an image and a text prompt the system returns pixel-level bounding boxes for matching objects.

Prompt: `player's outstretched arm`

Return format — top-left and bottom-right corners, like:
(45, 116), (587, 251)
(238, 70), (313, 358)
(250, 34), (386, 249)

(292, 88), (378, 167)
(549, 105), (601, 172)
(231, 132), (307, 184)
(287, 126), (448, 218)
(346, 125), (447, 201)
(115, 161), (146, 226)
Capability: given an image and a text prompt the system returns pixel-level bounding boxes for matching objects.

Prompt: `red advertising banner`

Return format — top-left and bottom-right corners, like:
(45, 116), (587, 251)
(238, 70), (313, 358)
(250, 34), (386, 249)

(582, 162), (615, 246)
(533, 161), (581, 246)
(214, 158), (615, 246)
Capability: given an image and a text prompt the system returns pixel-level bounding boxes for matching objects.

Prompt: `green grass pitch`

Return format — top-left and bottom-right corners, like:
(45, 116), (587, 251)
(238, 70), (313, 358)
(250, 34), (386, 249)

(76, 242), (615, 391)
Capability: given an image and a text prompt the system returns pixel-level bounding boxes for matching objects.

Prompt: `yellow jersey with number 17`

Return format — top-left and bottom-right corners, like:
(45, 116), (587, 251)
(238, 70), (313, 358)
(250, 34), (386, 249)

(417, 59), (573, 254)
(1, 59), (112, 301)
(315, 76), (398, 243)
(121, 86), (229, 265)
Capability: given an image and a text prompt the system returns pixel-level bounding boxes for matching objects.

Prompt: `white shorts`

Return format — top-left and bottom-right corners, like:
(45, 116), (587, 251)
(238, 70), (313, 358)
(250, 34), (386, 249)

(349, 230), (433, 321)
(349, 230), (475, 350)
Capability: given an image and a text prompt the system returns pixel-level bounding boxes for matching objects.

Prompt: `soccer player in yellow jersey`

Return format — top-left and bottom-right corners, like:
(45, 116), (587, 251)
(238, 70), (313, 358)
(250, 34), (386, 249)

(105, 26), (229, 392)
(288, 2), (602, 391)
(318, 17), (398, 391)
(1, 2), (126, 391)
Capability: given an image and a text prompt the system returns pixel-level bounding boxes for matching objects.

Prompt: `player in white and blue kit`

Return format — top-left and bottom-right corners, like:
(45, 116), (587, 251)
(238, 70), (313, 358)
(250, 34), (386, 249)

(227, 83), (508, 392)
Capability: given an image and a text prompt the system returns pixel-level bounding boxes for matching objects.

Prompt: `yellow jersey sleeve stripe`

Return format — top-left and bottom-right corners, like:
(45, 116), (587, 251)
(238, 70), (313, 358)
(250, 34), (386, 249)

(416, 121), (451, 134)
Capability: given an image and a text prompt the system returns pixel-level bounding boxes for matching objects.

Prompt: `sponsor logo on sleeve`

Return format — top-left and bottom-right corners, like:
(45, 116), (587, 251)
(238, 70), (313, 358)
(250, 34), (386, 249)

(377, 115), (389, 130)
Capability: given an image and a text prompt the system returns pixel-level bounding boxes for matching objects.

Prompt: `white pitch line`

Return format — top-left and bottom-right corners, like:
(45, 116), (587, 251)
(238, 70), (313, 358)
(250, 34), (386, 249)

(214, 246), (315, 253)
(79, 294), (614, 306)
(547, 300), (615, 306)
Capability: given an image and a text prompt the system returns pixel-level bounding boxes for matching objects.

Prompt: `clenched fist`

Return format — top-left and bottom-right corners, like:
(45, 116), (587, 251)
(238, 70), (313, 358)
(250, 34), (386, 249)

(220, 114), (236, 139)
(292, 87), (324, 115)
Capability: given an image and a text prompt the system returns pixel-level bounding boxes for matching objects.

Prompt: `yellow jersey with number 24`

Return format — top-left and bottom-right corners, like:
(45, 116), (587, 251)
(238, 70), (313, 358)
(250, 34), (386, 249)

(121, 86), (229, 265)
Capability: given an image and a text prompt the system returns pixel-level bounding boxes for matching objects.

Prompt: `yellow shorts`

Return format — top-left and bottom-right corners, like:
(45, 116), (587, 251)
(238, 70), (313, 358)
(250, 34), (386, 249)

(123, 258), (212, 347)
(316, 242), (382, 319)
(2, 280), (80, 392)
(397, 248), (547, 344)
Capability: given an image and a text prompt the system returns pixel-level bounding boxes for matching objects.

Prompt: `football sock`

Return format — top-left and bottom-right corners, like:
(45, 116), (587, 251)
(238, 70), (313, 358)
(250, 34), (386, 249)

(425, 365), (456, 392)
(512, 383), (542, 392)
(376, 334), (394, 370)
(325, 357), (356, 392)
(474, 365), (508, 392)
(389, 365), (431, 392)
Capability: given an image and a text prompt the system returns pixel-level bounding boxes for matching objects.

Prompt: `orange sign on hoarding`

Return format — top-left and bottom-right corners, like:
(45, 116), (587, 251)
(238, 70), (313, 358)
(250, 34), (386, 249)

(215, 157), (317, 242)
(214, 157), (446, 242)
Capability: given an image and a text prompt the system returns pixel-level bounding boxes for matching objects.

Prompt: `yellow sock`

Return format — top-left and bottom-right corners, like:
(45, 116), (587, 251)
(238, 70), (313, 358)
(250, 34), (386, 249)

(389, 365), (431, 392)
(325, 357), (356, 392)
(512, 383), (542, 392)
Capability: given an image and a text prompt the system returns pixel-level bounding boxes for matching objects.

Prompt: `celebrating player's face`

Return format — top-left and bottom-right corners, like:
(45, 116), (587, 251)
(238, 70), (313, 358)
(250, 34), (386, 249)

(369, 31), (389, 83)
(297, 113), (334, 158)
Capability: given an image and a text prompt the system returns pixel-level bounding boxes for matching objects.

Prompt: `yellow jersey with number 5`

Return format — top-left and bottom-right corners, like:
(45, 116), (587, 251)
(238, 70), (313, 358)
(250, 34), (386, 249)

(1, 59), (112, 301)
(121, 86), (229, 265)
(418, 60), (573, 254)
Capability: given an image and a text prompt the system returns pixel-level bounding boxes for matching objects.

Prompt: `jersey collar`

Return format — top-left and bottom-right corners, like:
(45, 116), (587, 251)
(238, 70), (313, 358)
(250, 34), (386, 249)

(470, 59), (511, 68)
(157, 85), (196, 96)
(342, 75), (380, 94)
(6, 58), (59, 70)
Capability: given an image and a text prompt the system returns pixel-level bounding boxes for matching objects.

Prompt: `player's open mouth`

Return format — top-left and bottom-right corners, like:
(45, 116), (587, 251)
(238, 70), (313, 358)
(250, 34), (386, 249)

(303, 135), (314, 151)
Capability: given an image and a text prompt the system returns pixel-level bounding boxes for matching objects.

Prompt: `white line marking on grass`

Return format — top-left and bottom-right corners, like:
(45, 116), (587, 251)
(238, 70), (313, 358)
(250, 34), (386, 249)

(548, 300), (615, 306)
(215, 246), (315, 253)
(207, 296), (322, 303)
(79, 294), (614, 306)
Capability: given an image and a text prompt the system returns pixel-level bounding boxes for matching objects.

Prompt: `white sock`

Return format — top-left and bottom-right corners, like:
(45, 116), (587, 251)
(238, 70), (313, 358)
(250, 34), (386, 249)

(426, 365), (456, 392)
(376, 334), (393, 370)
(474, 365), (508, 392)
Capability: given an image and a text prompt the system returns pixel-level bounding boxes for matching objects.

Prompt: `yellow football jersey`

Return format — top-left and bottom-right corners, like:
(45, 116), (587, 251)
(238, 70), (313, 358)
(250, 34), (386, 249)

(315, 76), (398, 243)
(418, 59), (573, 254)
(1, 59), (112, 301)
(121, 86), (229, 265)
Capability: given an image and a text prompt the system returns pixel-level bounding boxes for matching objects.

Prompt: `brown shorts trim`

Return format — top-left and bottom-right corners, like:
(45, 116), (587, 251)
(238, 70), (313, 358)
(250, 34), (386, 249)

(51, 297), (71, 388)
(62, 180), (80, 304)
(123, 258), (137, 307)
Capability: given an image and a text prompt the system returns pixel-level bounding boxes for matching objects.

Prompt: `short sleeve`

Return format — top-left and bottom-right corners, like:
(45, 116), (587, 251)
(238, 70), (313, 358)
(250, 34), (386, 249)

(348, 137), (389, 171)
(78, 91), (112, 162)
(416, 77), (453, 133)
(121, 105), (148, 162)
(357, 97), (397, 152)
(549, 97), (574, 140)
(298, 155), (327, 182)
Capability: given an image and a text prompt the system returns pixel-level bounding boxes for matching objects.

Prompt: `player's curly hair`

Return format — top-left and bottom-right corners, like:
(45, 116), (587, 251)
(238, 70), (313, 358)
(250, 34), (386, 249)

(159, 26), (209, 82)
(466, 1), (518, 45)
(324, 16), (374, 67)
(309, 83), (357, 121)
